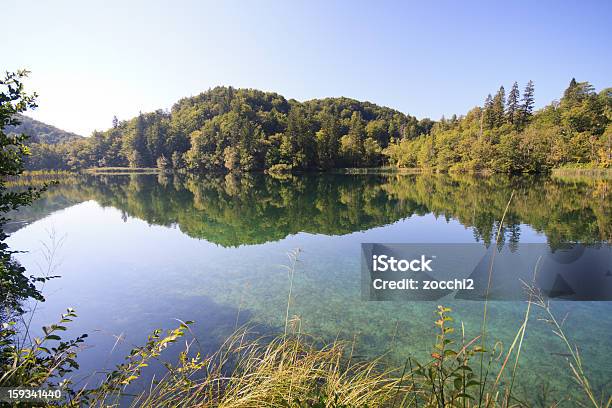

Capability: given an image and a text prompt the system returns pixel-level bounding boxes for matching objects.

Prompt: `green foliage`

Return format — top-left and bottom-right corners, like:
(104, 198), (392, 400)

(0, 70), (47, 311)
(0, 71), (88, 406)
(491, 86), (506, 128)
(171, 150), (185, 170)
(88, 321), (192, 405)
(385, 79), (611, 173)
(0, 308), (87, 390)
(506, 82), (520, 126)
(408, 306), (487, 406)
(339, 111), (365, 166)
(519, 80), (535, 126)
(26, 87), (424, 172)
(24, 80), (611, 174)
(89, 322), (400, 407)
(267, 163), (294, 174)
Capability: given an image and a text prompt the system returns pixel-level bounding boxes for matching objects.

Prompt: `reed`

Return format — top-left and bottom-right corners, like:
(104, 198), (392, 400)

(3, 170), (77, 187)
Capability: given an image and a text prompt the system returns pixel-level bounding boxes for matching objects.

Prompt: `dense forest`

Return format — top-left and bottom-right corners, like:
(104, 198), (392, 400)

(26, 88), (432, 172)
(385, 80), (611, 172)
(25, 79), (610, 173)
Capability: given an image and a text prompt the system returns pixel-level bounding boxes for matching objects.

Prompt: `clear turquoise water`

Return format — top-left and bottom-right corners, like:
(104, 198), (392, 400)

(6, 173), (611, 402)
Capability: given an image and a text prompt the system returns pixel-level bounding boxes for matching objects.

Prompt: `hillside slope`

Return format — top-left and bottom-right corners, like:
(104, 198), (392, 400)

(7, 114), (82, 144)
(26, 87), (433, 171)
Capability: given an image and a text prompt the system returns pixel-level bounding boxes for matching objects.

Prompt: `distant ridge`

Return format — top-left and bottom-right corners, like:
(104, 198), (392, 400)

(7, 114), (83, 144)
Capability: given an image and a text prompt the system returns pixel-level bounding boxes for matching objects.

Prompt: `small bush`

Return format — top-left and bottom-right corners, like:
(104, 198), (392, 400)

(266, 163), (294, 174)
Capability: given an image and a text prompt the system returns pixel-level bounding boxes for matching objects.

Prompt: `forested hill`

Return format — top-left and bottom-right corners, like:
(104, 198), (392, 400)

(25, 80), (611, 173)
(384, 80), (611, 173)
(25, 87), (433, 171)
(7, 114), (82, 144)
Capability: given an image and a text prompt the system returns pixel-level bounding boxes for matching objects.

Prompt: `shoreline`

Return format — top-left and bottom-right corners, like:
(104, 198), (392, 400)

(14, 166), (612, 179)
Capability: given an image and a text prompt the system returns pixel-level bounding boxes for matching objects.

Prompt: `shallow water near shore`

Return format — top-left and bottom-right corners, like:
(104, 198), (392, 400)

(6, 172), (611, 403)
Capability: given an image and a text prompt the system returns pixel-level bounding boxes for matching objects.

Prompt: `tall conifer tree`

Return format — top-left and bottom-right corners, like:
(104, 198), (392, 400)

(492, 86), (505, 127)
(506, 81), (520, 125)
(519, 80), (535, 126)
(483, 94), (495, 129)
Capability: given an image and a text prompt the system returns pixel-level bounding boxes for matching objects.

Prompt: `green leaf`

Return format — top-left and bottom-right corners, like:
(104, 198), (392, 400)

(465, 380), (480, 387)
(45, 334), (61, 341)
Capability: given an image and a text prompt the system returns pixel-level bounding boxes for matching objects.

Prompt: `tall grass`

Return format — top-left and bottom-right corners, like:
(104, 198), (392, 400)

(105, 327), (402, 407)
(85, 167), (160, 175)
(527, 285), (612, 408)
(4, 170), (77, 187)
(3, 282), (610, 406)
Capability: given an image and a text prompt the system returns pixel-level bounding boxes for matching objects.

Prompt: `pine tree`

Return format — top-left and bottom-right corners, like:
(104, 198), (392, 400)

(506, 82), (520, 125)
(492, 86), (505, 127)
(483, 94), (495, 129)
(123, 113), (149, 167)
(519, 80), (535, 126)
(563, 78), (578, 101)
(561, 78), (595, 108)
(341, 111), (366, 166)
(112, 115), (119, 128)
(282, 107), (314, 169)
(316, 113), (340, 169)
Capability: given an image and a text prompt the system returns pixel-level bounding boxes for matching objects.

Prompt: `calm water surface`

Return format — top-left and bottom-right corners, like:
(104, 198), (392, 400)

(6, 173), (612, 401)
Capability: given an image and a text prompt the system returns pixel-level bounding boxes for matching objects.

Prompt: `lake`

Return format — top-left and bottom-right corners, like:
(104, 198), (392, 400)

(6, 172), (612, 402)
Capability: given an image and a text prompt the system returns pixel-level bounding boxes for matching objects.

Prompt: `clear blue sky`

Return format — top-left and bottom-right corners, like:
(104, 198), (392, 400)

(4, 0), (612, 136)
